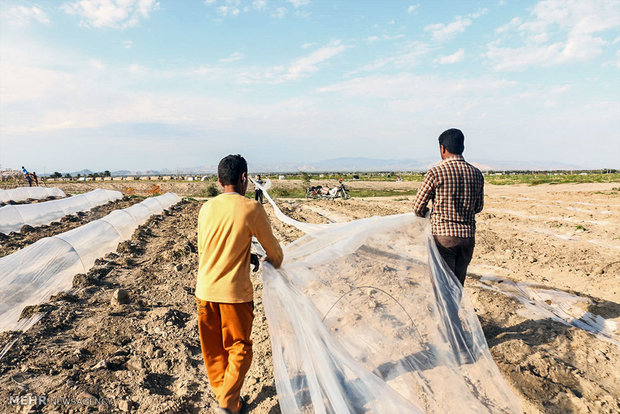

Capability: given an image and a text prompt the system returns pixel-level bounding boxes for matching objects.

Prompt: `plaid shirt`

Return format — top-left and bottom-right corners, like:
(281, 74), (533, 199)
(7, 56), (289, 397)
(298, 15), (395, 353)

(413, 155), (484, 237)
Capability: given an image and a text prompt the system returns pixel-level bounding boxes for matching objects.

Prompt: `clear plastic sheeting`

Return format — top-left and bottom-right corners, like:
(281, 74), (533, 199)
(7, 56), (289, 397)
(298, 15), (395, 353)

(256, 182), (521, 413)
(0, 193), (181, 332)
(476, 276), (619, 347)
(0, 187), (65, 204)
(0, 189), (123, 234)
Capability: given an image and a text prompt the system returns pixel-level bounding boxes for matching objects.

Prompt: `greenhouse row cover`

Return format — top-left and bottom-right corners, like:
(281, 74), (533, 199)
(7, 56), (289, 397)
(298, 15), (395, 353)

(0, 187), (65, 204)
(0, 188), (123, 234)
(254, 180), (522, 414)
(0, 193), (181, 332)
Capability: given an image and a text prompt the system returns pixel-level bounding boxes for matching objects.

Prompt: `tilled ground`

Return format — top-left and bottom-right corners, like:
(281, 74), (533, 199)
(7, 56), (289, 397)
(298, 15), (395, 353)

(0, 200), (280, 413)
(0, 183), (618, 413)
(0, 197), (141, 258)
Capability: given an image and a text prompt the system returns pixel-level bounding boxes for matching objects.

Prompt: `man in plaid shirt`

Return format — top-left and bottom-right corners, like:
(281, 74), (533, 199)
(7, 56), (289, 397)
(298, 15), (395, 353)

(413, 128), (484, 286)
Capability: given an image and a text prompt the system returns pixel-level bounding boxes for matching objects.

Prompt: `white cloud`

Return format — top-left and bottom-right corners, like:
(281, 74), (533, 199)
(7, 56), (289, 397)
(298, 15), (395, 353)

(88, 59), (106, 70)
(218, 5), (240, 16)
(62, 0), (159, 29)
(348, 41), (431, 75)
(434, 48), (465, 64)
(128, 63), (147, 73)
(368, 34), (406, 43)
(470, 8), (488, 19)
(220, 52), (244, 63)
(407, 4), (420, 14)
(122, 40), (134, 49)
(495, 17), (521, 33)
(204, 0), (216, 4)
(0, 5), (50, 26)
(425, 17), (473, 41)
(425, 9), (487, 41)
(287, 0), (310, 7)
(284, 41), (346, 81)
(252, 0), (267, 10)
(271, 7), (287, 18)
(317, 73), (515, 101)
(488, 0), (620, 70)
(300, 42), (315, 49)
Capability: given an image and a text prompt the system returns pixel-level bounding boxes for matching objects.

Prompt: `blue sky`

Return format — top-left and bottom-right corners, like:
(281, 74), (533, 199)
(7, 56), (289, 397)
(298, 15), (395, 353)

(0, 0), (619, 173)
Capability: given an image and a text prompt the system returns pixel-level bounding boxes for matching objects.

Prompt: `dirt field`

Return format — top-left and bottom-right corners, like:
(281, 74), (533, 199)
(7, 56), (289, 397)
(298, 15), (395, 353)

(0, 182), (618, 413)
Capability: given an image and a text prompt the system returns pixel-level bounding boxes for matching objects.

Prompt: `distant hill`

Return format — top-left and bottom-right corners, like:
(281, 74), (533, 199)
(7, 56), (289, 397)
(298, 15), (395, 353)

(65, 158), (587, 176)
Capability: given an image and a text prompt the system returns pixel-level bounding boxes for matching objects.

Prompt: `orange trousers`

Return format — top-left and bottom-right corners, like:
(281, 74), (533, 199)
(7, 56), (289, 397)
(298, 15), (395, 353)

(196, 298), (254, 412)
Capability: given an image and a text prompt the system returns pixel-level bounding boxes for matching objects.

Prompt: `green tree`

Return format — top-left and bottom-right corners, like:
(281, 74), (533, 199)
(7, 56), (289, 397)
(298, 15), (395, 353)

(300, 171), (311, 187)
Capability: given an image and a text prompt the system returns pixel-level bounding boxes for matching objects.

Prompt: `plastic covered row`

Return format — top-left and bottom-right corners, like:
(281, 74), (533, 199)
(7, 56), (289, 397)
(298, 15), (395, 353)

(254, 181), (522, 413)
(0, 189), (123, 234)
(0, 186), (65, 204)
(0, 193), (181, 332)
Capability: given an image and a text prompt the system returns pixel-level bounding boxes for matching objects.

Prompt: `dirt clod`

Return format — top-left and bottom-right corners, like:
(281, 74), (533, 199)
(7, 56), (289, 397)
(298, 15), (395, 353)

(111, 289), (131, 305)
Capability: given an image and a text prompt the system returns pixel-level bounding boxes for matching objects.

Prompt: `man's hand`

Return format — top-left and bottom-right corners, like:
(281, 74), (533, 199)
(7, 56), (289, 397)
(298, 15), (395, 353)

(250, 253), (261, 272)
(414, 206), (429, 218)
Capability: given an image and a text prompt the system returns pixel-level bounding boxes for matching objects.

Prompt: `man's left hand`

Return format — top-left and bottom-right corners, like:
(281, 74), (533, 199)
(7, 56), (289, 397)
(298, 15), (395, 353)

(250, 253), (260, 272)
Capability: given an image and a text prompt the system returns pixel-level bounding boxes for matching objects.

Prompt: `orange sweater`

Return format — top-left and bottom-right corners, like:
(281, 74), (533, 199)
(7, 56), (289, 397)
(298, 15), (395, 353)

(196, 193), (283, 303)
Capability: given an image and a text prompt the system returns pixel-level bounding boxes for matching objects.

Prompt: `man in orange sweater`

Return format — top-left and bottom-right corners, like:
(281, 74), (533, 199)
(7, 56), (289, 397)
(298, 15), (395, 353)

(196, 154), (283, 414)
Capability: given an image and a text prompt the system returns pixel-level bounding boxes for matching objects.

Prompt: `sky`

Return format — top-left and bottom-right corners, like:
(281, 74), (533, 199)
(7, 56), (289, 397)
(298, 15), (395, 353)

(0, 0), (619, 173)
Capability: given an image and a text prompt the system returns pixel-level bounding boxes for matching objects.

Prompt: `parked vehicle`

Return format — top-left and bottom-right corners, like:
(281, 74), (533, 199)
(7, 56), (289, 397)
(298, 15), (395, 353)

(306, 180), (351, 200)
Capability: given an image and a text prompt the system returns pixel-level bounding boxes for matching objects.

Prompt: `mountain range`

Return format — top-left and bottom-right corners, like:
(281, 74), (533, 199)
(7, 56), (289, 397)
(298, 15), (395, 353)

(66, 157), (588, 176)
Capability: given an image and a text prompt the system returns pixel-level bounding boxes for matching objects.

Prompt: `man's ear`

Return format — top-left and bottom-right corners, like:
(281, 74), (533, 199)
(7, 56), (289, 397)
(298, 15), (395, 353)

(217, 178), (224, 188)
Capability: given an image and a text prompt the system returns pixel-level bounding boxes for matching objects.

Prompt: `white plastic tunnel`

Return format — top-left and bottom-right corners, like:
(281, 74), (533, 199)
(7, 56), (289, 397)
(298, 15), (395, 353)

(0, 189), (123, 234)
(0, 193), (181, 332)
(0, 187), (66, 204)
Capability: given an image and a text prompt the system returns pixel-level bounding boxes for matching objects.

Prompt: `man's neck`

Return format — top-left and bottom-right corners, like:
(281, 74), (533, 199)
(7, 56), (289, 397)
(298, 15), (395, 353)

(442, 153), (462, 160)
(222, 184), (242, 194)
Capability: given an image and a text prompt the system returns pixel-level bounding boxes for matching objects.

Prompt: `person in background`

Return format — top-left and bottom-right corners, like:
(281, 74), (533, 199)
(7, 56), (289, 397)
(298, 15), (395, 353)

(196, 155), (283, 414)
(254, 174), (264, 204)
(25, 173), (33, 187)
(32, 172), (39, 186)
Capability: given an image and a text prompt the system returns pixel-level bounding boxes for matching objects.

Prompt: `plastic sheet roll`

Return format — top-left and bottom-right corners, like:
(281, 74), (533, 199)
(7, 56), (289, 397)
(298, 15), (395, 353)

(0, 193), (181, 332)
(0, 187), (65, 204)
(0, 189), (123, 234)
(255, 181), (522, 413)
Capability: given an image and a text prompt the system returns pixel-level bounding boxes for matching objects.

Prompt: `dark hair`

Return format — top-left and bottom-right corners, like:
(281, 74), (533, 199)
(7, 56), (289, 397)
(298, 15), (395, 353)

(218, 154), (247, 186)
(438, 128), (464, 155)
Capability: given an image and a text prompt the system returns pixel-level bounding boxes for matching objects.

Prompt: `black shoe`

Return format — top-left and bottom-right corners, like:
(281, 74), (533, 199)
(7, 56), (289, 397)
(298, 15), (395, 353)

(239, 396), (249, 414)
